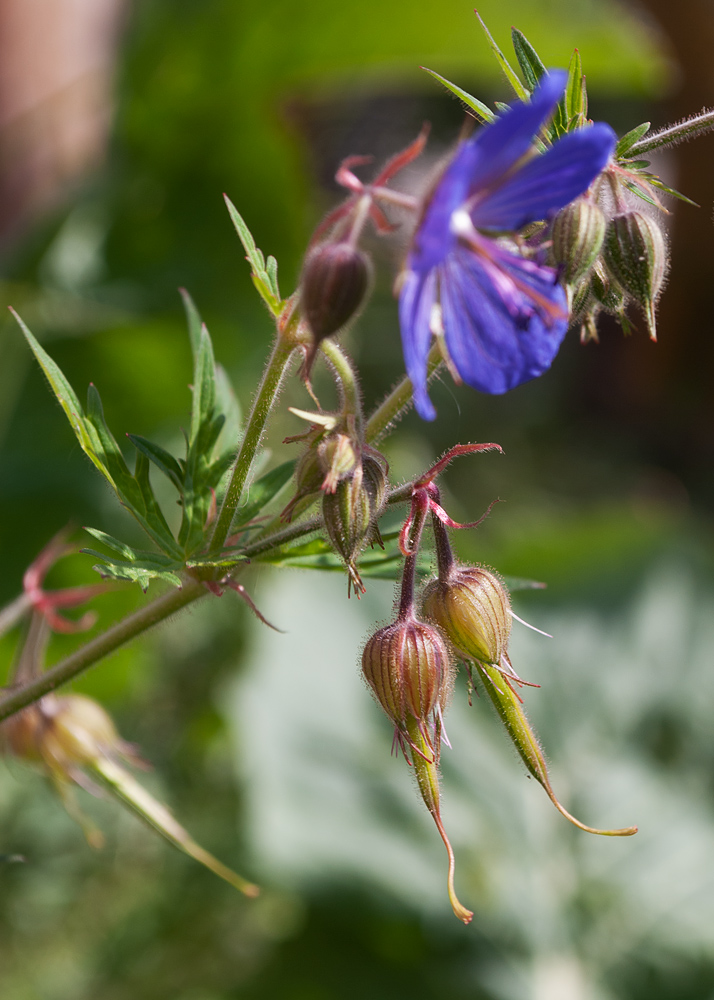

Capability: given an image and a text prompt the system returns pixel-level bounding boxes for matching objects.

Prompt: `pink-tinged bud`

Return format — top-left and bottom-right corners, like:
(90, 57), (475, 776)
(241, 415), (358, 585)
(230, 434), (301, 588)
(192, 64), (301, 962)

(422, 565), (511, 666)
(300, 242), (371, 371)
(362, 615), (471, 924)
(551, 198), (607, 286)
(362, 617), (453, 735)
(603, 211), (667, 340)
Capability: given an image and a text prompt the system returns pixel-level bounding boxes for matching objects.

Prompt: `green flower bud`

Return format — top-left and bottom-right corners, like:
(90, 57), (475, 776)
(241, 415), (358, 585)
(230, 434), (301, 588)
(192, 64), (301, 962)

(322, 455), (387, 592)
(362, 617), (453, 733)
(551, 198), (607, 286)
(602, 211), (667, 340)
(422, 565), (511, 666)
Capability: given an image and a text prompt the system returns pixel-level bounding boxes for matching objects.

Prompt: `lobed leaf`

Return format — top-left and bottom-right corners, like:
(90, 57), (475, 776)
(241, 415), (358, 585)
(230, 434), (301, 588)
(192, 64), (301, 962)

(224, 195), (282, 315)
(128, 435), (184, 492)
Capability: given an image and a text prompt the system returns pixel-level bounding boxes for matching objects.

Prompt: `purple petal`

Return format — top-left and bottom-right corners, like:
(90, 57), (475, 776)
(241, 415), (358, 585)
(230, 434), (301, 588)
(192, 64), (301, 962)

(439, 248), (568, 395)
(472, 123), (616, 231)
(398, 269), (439, 420)
(410, 71), (567, 272)
(465, 70), (567, 193)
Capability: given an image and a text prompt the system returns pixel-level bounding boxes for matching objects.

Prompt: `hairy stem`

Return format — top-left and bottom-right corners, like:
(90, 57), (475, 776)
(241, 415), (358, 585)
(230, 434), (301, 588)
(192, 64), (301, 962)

(0, 580), (205, 723)
(365, 341), (442, 444)
(319, 339), (362, 427)
(210, 336), (295, 552)
(629, 109), (714, 155)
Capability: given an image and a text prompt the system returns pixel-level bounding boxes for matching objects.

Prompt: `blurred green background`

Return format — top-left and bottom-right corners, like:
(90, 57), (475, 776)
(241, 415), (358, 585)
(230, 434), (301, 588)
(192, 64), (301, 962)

(2, 1), (714, 997)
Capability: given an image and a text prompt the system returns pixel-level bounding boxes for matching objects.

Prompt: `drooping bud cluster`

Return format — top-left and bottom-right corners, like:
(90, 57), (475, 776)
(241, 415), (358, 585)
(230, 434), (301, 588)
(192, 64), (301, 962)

(550, 178), (669, 343)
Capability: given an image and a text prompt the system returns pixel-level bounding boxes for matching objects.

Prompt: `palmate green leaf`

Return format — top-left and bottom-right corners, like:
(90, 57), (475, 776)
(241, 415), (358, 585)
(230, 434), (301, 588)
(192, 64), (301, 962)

(16, 311), (181, 557)
(233, 459), (297, 528)
(128, 435), (184, 491)
(476, 13), (528, 101)
(12, 310), (108, 481)
(83, 531), (184, 591)
(224, 196), (282, 315)
(86, 385), (180, 556)
(421, 67), (495, 124)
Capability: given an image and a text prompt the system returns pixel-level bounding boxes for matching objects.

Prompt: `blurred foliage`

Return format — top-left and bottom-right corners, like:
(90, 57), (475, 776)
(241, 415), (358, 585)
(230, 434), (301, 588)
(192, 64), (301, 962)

(2, 1), (714, 998)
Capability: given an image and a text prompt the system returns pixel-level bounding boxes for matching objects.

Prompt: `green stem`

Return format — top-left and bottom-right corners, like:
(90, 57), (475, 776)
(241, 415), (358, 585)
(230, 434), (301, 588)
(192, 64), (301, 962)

(319, 339), (362, 427)
(210, 335), (295, 552)
(0, 579), (205, 723)
(629, 110), (714, 156)
(0, 514), (327, 721)
(364, 342), (442, 444)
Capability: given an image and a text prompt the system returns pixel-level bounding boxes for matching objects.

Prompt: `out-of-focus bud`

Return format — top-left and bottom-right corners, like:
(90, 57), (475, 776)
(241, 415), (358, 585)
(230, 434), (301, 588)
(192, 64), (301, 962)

(1, 693), (260, 895)
(300, 242), (371, 374)
(602, 211), (667, 340)
(579, 312), (601, 344)
(322, 456), (387, 594)
(422, 565), (511, 666)
(3, 693), (136, 776)
(551, 198), (607, 286)
(477, 660), (637, 838)
(317, 432), (357, 493)
(362, 617), (452, 736)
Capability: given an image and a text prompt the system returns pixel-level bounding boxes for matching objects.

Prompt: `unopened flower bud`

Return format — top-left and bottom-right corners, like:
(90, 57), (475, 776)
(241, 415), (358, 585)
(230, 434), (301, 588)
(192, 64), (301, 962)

(551, 198), (607, 286)
(322, 456), (386, 593)
(300, 243), (371, 371)
(422, 565), (511, 666)
(44, 694), (124, 768)
(603, 211), (667, 340)
(362, 617), (453, 733)
(317, 432), (357, 493)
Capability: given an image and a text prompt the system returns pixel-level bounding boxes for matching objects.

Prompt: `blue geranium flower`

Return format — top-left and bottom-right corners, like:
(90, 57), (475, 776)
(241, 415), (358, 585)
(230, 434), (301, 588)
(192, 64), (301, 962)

(399, 70), (616, 420)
